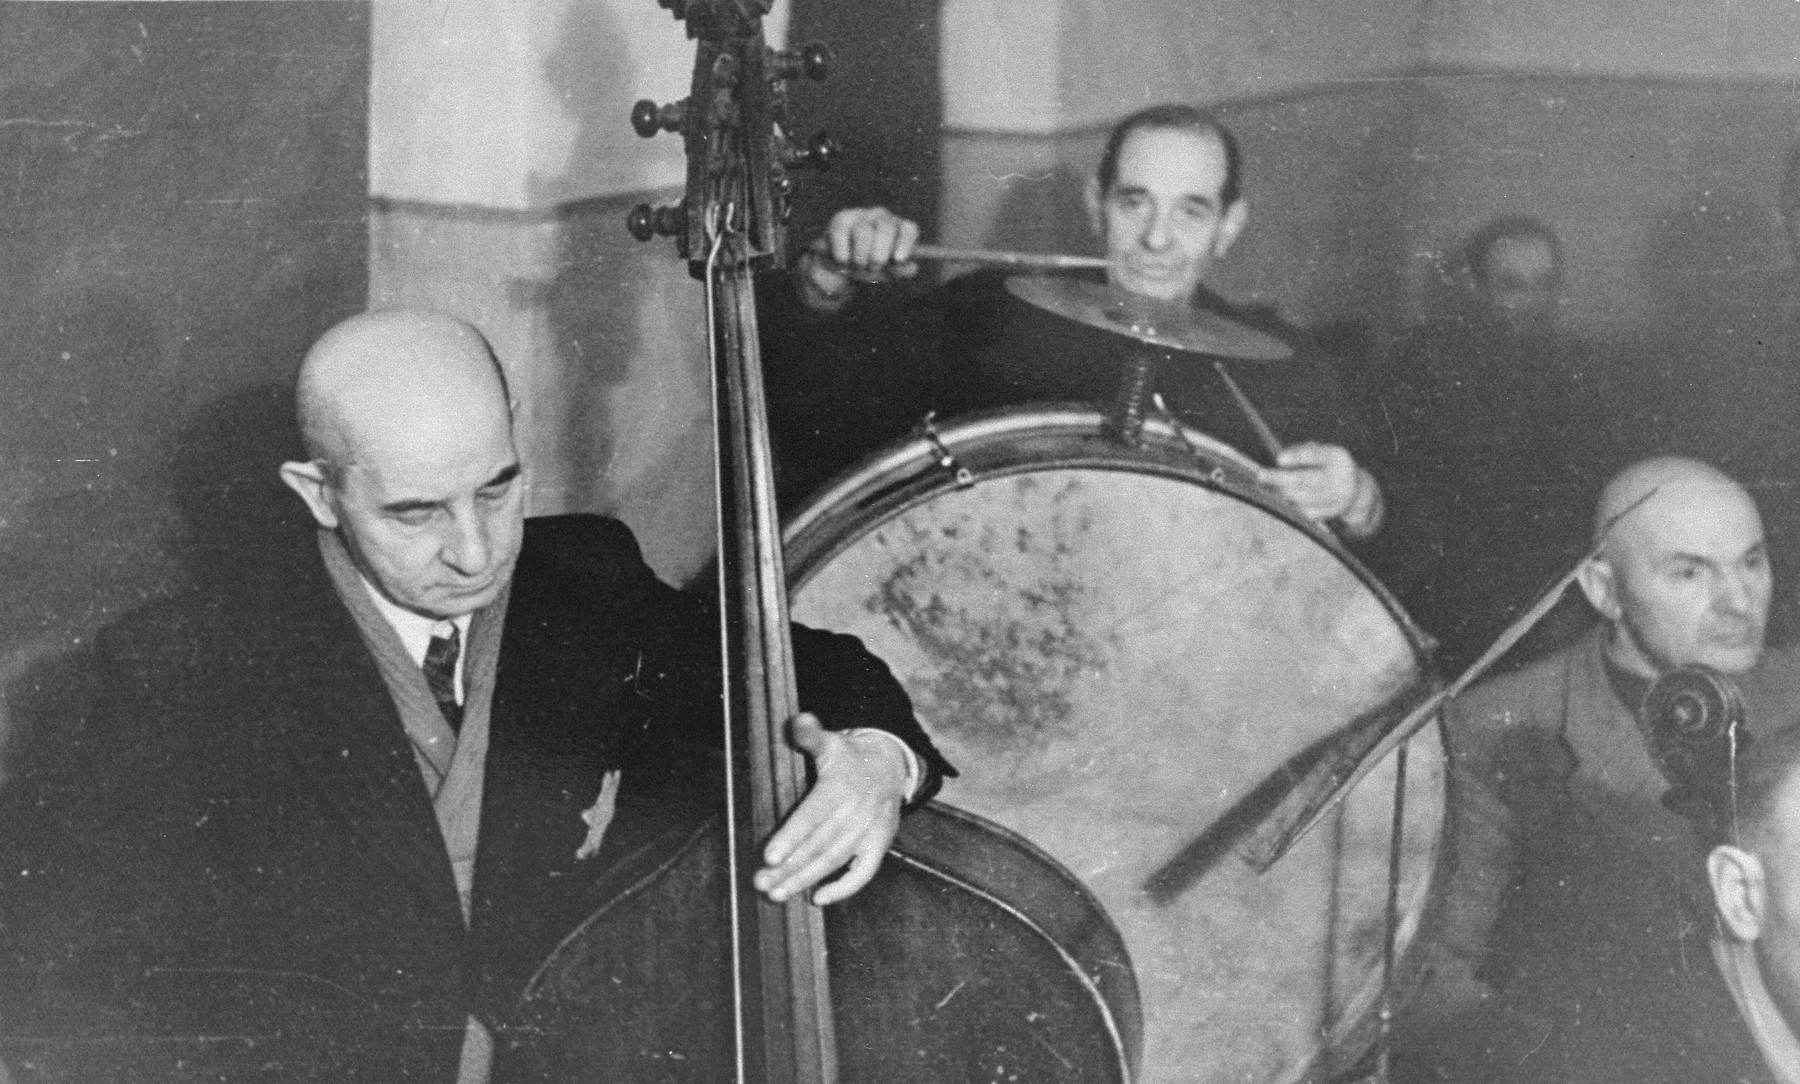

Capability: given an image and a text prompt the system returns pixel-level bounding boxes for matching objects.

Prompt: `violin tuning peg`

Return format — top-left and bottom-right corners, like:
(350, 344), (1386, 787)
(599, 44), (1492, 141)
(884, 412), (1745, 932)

(626, 204), (655, 243)
(770, 41), (830, 83)
(630, 98), (686, 139)
(627, 202), (687, 243)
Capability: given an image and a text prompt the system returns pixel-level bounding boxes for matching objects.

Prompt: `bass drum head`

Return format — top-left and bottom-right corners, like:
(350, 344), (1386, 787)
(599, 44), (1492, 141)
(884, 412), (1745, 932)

(787, 407), (1445, 1084)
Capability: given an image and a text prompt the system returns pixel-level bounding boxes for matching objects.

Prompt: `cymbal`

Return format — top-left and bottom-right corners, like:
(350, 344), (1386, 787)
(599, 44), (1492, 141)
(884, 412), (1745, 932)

(1006, 276), (1293, 362)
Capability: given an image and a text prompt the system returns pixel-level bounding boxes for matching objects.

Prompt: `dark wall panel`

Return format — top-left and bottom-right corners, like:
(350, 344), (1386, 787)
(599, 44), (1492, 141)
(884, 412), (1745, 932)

(0, 3), (368, 680)
(786, 0), (941, 242)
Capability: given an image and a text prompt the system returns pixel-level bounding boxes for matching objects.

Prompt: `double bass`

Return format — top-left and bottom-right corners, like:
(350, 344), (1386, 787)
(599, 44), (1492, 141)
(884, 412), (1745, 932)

(511, 2), (1141, 1081)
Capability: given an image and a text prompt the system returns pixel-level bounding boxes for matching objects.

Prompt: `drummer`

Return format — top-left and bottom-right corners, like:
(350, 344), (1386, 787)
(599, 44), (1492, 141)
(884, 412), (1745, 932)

(778, 104), (1384, 539)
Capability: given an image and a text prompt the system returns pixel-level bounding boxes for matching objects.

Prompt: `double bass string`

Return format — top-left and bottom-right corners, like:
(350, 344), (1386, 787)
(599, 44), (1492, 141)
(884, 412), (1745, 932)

(699, 212), (755, 1083)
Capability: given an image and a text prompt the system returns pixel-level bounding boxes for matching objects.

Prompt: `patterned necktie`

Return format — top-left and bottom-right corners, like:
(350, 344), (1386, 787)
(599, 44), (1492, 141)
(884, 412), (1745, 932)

(422, 624), (463, 733)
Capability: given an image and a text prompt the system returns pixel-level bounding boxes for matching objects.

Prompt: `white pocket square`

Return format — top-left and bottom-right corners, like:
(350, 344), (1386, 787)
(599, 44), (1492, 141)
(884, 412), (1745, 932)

(575, 769), (623, 861)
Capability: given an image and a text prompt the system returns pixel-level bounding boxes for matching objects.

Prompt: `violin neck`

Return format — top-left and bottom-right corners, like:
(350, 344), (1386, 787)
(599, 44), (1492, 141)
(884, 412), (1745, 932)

(710, 259), (840, 1084)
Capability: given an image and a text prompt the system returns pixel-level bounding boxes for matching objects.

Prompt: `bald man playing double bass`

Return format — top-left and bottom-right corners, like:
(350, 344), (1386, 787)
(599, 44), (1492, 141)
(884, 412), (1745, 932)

(0, 310), (950, 1083)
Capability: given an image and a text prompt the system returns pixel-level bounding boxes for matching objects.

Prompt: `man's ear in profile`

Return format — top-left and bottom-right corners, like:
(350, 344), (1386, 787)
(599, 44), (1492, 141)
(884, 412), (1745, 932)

(1575, 555), (1622, 623)
(279, 460), (340, 530)
(1212, 198), (1250, 261)
(1710, 843), (1768, 943)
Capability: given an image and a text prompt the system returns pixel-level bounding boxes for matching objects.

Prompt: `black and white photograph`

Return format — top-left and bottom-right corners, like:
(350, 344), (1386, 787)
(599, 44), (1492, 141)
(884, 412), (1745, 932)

(2, 2), (1800, 1082)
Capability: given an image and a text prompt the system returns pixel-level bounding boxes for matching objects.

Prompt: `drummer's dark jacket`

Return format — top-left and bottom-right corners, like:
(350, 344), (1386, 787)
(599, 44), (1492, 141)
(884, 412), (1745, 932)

(0, 513), (951, 1083)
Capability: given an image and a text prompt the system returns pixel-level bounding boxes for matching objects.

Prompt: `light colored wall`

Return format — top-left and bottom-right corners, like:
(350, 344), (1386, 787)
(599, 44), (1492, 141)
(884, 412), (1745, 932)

(371, 0), (788, 206)
(1421, 0), (1800, 77)
(368, 0), (797, 583)
(941, 0), (1420, 133)
(1049, 0), (1419, 130)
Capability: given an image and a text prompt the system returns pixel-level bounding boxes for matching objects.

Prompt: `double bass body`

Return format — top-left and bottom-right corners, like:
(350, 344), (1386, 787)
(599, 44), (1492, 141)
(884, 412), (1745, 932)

(515, 772), (1141, 1083)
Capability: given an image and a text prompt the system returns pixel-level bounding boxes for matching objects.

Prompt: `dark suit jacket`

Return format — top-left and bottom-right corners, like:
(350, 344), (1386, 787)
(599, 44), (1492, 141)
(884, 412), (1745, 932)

(0, 514), (948, 1082)
(1396, 629), (1800, 1084)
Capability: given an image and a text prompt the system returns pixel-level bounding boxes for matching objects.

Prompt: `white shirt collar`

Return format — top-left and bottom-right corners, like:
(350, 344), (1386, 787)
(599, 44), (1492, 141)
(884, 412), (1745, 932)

(359, 576), (471, 701)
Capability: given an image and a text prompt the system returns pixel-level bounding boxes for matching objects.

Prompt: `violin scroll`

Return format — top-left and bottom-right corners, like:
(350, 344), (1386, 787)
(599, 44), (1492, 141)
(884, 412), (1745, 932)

(1641, 664), (1749, 831)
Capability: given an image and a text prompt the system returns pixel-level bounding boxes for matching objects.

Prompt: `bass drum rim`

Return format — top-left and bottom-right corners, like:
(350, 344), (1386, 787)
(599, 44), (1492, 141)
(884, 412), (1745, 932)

(787, 404), (1433, 657)
(784, 404), (1448, 1084)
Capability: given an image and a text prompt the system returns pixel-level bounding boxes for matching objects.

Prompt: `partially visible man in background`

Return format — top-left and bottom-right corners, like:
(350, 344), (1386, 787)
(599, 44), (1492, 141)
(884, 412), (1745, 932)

(1374, 215), (1627, 672)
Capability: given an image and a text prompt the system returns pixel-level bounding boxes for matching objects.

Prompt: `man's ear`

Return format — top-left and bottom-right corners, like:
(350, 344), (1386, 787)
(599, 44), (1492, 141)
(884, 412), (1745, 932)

(1575, 555), (1622, 621)
(1710, 843), (1767, 942)
(1214, 198), (1250, 259)
(279, 460), (340, 529)
(1083, 175), (1105, 239)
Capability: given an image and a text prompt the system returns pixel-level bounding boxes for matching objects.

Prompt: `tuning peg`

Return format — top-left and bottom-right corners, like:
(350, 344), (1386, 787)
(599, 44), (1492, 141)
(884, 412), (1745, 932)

(783, 130), (838, 172)
(657, 0), (688, 19)
(771, 41), (830, 83)
(631, 99), (687, 138)
(627, 202), (687, 242)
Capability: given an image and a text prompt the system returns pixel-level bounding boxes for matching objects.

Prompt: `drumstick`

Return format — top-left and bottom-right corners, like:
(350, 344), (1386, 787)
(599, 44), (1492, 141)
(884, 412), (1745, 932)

(907, 245), (1112, 271)
(1142, 486), (1662, 900)
(1237, 484), (1665, 870)
(821, 244), (1110, 274)
(1211, 361), (1284, 461)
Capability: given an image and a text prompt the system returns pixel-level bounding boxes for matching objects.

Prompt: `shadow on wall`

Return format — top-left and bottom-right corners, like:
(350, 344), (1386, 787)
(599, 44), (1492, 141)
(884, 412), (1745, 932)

(533, 206), (632, 509)
(0, 3), (367, 779)
(0, 379), (312, 801)
(166, 381), (312, 590)
(0, 285), (182, 660)
(529, 0), (639, 515)
(530, 0), (641, 210)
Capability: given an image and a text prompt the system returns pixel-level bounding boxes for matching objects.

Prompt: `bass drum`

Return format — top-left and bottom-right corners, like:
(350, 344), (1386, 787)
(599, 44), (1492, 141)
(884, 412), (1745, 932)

(787, 406), (1445, 1084)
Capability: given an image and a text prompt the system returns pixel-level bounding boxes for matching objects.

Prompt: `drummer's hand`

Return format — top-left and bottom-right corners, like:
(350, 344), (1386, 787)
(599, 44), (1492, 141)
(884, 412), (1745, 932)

(755, 713), (910, 905)
(795, 207), (920, 312)
(1260, 443), (1385, 538)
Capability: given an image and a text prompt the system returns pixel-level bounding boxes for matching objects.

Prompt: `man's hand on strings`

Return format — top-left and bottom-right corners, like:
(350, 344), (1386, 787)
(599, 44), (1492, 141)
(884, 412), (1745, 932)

(795, 206), (921, 311)
(755, 712), (911, 905)
(1259, 443), (1385, 538)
